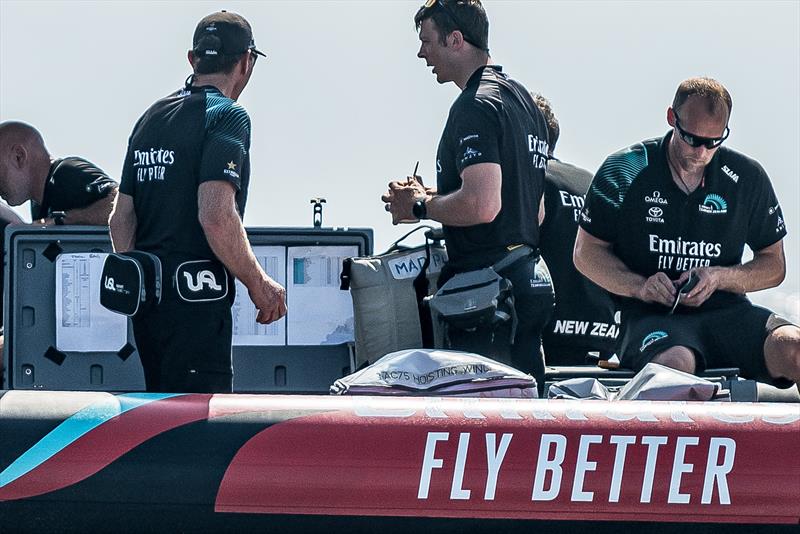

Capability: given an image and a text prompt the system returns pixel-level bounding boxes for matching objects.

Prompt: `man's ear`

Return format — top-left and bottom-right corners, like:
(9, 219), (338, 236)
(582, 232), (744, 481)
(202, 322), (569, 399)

(449, 30), (465, 50)
(187, 50), (196, 68)
(239, 53), (251, 75)
(10, 143), (27, 169)
(666, 107), (676, 127)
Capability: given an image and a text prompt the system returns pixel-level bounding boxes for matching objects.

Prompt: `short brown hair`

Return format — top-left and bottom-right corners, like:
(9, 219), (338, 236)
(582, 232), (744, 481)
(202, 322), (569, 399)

(193, 49), (246, 75)
(531, 93), (559, 154)
(672, 77), (732, 118)
(414, 0), (489, 52)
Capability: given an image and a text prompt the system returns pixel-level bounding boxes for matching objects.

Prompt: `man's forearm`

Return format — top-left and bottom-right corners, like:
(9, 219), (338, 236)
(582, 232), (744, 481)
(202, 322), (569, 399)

(574, 229), (647, 299)
(202, 211), (265, 287)
(425, 191), (492, 226)
(44, 188), (118, 226)
(712, 241), (785, 294)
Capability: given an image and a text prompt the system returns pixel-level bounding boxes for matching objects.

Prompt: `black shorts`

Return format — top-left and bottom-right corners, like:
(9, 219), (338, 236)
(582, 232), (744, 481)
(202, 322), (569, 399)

(132, 298), (233, 393)
(618, 299), (795, 387)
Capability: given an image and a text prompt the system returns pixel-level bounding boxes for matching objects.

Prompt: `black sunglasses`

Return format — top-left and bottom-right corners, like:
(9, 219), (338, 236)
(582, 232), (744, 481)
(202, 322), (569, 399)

(673, 112), (730, 149)
(423, 0), (486, 51)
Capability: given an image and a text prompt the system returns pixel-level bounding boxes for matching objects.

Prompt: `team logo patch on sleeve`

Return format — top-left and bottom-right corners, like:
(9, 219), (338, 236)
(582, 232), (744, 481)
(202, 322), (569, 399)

(461, 147), (482, 164)
(224, 161), (240, 179)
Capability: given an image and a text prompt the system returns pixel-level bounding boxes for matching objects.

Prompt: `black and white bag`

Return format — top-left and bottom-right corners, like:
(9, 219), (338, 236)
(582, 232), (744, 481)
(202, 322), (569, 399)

(100, 251), (162, 317)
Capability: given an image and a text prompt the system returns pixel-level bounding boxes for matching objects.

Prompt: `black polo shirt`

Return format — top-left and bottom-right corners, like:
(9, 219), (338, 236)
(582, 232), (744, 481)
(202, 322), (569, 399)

(539, 159), (618, 357)
(30, 157), (116, 220)
(120, 84), (251, 260)
(435, 65), (549, 271)
(580, 132), (787, 310)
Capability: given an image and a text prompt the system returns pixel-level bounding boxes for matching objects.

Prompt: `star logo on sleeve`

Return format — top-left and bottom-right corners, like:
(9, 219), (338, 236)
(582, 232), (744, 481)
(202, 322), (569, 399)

(224, 160), (241, 179)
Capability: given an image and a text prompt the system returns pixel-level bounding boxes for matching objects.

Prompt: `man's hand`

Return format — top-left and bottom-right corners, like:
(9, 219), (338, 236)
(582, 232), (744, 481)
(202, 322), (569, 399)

(381, 177), (427, 225)
(634, 272), (677, 306)
(248, 274), (287, 324)
(675, 267), (720, 307)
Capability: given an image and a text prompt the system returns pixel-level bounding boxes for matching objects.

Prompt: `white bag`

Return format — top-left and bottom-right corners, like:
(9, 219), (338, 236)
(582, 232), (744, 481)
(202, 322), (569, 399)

(331, 348), (538, 398)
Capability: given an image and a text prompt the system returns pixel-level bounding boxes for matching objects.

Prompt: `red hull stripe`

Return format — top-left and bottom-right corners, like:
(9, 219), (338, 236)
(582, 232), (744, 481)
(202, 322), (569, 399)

(216, 397), (800, 524)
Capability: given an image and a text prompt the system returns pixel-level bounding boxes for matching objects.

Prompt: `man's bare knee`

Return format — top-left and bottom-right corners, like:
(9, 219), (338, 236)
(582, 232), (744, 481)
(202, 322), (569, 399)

(764, 325), (800, 384)
(651, 346), (696, 374)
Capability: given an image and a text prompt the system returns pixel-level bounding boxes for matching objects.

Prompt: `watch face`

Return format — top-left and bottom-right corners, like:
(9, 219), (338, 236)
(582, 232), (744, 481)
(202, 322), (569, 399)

(413, 200), (427, 220)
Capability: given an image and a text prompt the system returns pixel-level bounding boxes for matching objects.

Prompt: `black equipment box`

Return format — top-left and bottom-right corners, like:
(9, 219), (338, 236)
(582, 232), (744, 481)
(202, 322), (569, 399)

(2, 226), (372, 393)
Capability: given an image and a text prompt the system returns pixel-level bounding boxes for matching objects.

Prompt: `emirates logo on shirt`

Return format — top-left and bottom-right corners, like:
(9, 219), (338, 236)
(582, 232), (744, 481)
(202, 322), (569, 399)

(133, 147), (175, 183)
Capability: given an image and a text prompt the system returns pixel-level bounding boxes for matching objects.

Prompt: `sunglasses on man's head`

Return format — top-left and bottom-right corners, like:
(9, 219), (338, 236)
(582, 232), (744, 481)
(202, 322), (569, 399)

(422, 0), (485, 50)
(673, 112), (730, 149)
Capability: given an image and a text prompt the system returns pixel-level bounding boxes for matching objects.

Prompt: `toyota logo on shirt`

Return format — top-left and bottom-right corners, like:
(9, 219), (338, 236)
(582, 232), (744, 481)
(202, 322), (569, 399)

(646, 206), (665, 224)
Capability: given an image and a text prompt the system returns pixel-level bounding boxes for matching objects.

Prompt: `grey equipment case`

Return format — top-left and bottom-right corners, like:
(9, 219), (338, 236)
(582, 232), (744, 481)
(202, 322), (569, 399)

(341, 227), (447, 368)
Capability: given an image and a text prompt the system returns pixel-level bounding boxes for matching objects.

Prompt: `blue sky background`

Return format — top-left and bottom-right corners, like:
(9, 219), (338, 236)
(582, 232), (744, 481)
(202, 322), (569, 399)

(1, 0), (797, 319)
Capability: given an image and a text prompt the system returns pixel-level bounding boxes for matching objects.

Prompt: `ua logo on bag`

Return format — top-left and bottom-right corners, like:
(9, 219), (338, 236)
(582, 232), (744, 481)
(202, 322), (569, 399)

(104, 276), (116, 291)
(183, 270), (222, 292)
(176, 260), (228, 302)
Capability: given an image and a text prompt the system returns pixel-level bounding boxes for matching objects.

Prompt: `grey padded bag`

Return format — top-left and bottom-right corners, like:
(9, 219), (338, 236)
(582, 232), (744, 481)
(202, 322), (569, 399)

(341, 227), (447, 368)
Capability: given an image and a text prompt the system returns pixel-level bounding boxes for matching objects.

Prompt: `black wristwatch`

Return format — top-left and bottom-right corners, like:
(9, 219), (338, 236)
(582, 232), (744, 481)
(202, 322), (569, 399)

(412, 199), (429, 220)
(52, 211), (66, 226)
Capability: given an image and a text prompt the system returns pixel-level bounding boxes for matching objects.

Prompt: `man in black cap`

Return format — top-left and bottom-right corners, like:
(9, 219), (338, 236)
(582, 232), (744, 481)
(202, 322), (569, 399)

(110, 11), (286, 393)
(382, 0), (553, 388)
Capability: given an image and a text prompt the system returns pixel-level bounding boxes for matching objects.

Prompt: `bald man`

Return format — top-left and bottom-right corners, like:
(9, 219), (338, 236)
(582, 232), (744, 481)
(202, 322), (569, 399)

(574, 77), (799, 389)
(0, 121), (117, 226)
(0, 122), (116, 384)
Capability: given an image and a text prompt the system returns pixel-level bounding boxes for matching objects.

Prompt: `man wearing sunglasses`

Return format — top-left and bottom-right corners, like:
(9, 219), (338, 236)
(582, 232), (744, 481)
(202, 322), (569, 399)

(383, 0), (554, 387)
(574, 77), (799, 390)
(110, 11), (286, 393)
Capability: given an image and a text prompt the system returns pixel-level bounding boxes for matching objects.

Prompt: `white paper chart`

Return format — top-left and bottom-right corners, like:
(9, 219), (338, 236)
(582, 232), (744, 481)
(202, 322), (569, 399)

(55, 253), (127, 352)
(231, 246), (287, 346)
(286, 245), (356, 345)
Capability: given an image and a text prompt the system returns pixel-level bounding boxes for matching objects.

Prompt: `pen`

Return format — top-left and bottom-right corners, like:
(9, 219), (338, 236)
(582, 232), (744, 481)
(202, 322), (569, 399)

(409, 161), (420, 184)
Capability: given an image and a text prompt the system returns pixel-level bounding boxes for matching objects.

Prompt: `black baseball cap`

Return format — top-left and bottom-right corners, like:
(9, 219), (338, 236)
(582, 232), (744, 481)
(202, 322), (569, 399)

(192, 11), (266, 58)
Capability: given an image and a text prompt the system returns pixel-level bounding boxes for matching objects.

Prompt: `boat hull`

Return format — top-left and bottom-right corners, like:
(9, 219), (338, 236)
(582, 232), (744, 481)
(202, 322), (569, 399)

(1, 391), (798, 531)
